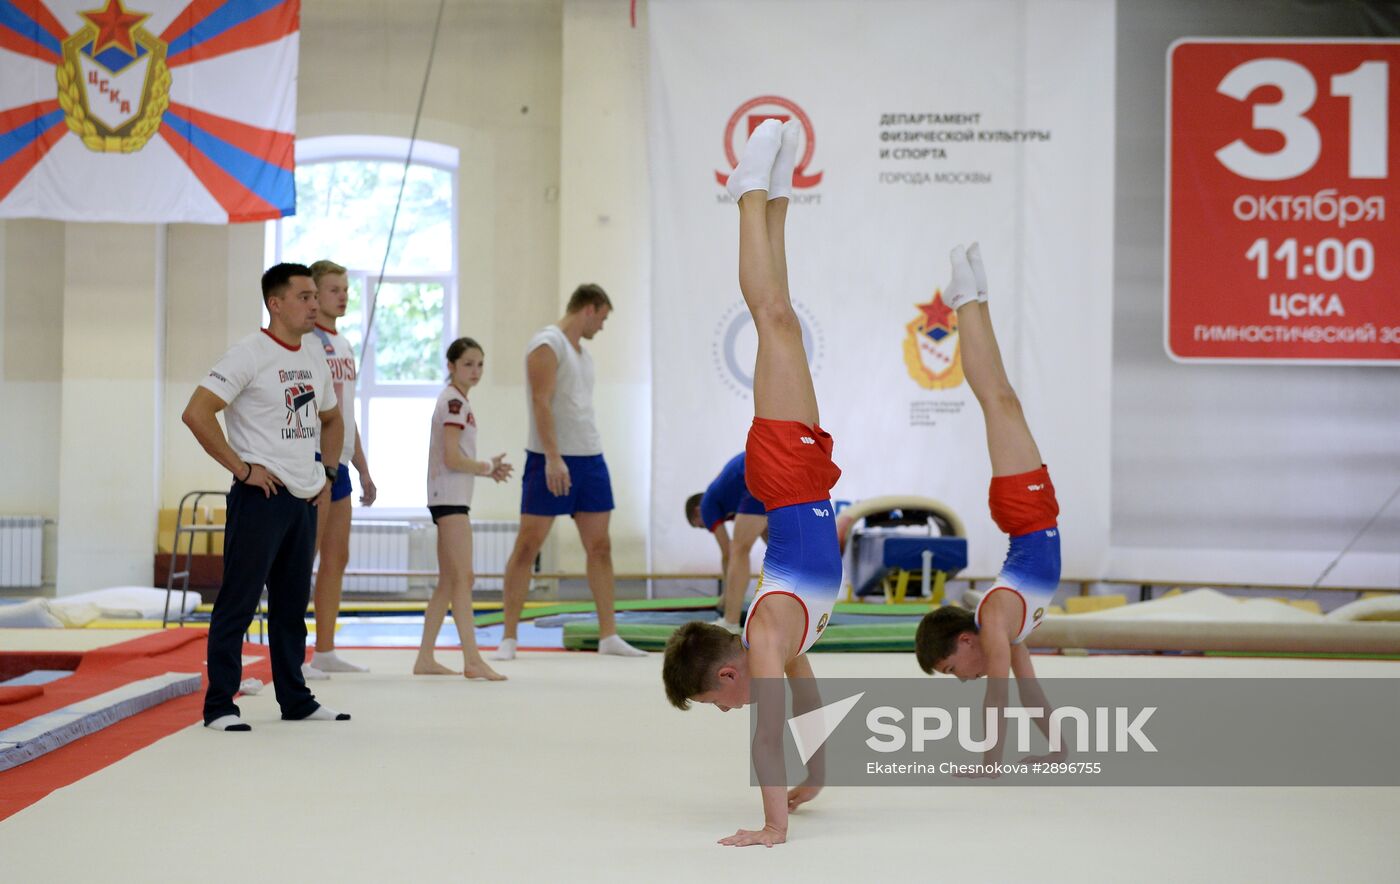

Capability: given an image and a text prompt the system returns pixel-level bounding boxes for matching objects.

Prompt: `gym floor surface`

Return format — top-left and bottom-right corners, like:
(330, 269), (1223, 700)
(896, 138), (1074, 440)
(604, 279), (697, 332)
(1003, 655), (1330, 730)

(2, 628), (1396, 882)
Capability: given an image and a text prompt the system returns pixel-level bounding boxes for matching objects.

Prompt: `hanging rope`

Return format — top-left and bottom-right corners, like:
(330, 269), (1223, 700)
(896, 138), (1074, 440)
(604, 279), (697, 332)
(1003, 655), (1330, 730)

(359, 0), (448, 373)
(1308, 481), (1400, 592)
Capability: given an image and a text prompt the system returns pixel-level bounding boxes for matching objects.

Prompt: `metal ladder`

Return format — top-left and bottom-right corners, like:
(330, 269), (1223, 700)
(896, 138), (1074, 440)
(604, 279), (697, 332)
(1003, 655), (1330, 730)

(161, 489), (263, 644)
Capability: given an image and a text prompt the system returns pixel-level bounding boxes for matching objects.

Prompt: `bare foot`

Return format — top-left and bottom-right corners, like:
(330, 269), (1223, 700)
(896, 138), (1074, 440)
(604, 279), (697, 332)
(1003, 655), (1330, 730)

(413, 659), (460, 676)
(463, 660), (507, 681)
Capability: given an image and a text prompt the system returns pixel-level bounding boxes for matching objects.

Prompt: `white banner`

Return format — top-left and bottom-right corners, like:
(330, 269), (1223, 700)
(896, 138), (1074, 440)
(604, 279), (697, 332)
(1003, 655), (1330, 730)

(648, 0), (1116, 581)
(0, 0), (299, 223)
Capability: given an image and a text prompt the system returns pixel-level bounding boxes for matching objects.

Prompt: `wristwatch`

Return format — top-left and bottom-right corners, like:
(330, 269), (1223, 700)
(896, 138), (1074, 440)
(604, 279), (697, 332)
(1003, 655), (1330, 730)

(324, 464), (338, 482)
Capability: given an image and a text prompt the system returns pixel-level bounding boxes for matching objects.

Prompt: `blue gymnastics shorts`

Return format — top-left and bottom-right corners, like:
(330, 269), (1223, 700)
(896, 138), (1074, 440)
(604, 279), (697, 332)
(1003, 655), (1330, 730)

(315, 453), (353, 502)
(520, 451), (615, 517)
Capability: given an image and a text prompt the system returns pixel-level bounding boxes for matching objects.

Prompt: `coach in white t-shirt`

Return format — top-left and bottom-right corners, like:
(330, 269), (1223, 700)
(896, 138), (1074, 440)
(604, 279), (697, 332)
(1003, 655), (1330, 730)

(182, 263), (350, 732)
(493, 284), (645, 660)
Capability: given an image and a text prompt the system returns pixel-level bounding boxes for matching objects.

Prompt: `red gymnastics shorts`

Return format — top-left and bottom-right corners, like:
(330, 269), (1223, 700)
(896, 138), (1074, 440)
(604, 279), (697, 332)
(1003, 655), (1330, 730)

(988, 464), (1059, 536)
(744, 418), (842, 511)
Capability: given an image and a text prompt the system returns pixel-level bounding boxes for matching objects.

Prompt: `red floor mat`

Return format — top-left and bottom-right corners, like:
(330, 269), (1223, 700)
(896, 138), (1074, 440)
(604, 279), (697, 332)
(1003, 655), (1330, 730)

(0, 629), (272, 822)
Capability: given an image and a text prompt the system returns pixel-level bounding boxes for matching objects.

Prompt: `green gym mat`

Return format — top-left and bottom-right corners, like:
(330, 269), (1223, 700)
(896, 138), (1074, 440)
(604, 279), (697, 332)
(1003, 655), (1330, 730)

(563, 620), (1400, 659)
(471, 597), (724, 627)
(563, 621), (920, 652)
(193, 595), (728, 626)
(835, 603), (936, 616)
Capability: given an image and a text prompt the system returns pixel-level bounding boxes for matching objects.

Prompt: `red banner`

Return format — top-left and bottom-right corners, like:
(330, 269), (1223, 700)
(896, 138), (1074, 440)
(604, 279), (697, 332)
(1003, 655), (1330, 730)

(1167, 39), (1400, 363)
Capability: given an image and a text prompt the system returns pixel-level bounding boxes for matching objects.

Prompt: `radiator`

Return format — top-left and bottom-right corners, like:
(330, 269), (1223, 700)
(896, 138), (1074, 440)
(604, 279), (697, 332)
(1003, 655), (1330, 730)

(341, 519), (521, 594)
(342, 521), (415, 594)
(0, 516), (45, 588)
(469, 520), (520, 590)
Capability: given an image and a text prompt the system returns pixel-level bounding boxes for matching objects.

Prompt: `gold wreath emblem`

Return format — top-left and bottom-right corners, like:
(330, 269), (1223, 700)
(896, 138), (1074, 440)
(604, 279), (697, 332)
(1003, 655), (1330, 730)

(56, 23), (170, 154)
(903, 314), (965, 391)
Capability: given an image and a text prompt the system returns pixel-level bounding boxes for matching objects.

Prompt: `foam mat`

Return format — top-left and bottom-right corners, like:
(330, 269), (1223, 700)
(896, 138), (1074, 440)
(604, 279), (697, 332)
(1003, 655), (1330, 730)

(563, 621), (920, 652)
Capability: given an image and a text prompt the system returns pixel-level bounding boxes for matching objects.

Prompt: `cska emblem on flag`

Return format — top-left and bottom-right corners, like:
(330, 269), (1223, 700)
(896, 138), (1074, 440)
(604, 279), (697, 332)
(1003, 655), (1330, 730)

(58, 0), (171, 153)
(0, 0), (300, 224)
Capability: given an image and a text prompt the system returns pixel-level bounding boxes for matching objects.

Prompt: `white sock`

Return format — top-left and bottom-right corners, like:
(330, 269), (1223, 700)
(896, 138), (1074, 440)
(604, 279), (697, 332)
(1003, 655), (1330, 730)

(310, 650), (368, 673)
(768, 120), (801, 201)
(491, 637), (517, 661)
(597, 633), (648, 657)
(725, 118), (783, 201)
(944, 245), (979, 312)
(710, 616), (741, 634)
(300, 662), (330, 681)
(299, 705), (351, 722)
(205, 714), (251, 732)
(967, 241), (989, 301)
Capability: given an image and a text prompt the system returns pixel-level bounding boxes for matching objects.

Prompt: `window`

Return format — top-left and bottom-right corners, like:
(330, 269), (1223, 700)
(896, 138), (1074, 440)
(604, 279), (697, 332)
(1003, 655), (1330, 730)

(268, 136), (458, 509)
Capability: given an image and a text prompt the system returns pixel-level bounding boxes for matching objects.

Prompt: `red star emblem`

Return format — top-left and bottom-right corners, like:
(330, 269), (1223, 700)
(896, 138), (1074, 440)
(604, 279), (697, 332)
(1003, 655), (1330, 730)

(81, 0), (149, 56)
(916, 292), (954, 331)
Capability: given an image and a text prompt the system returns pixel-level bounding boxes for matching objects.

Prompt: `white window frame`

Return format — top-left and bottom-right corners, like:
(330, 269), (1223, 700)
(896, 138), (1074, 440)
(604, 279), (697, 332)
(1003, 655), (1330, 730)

(266, 136), (459, 515)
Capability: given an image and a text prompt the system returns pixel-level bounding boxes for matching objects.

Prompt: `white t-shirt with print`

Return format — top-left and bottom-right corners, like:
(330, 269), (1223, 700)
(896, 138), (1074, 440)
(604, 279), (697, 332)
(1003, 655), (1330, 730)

(201, 330), (338, 499)
(305, 324), (358, 465)
(427, 384), (478, 507)
(524, 324), (601, 456)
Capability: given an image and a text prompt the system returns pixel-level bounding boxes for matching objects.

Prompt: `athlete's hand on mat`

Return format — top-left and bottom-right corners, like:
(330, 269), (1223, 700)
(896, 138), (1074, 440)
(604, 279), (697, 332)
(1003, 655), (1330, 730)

(718, 823), (787, 848)
(487, 453), (513, 484)
(545, 455), (571, 496)
(787, 783), (822, 812)
(358, 472), (377, 506)
(244, 463), (282, 498)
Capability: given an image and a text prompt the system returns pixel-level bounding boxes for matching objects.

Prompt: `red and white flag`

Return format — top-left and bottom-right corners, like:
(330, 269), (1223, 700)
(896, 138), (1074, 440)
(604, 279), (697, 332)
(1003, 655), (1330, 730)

(0, 0), (299, 223)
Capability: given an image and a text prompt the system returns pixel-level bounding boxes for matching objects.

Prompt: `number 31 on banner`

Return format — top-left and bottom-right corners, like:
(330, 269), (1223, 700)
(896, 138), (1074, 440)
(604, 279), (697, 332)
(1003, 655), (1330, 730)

(1166, 40), (1400, 364)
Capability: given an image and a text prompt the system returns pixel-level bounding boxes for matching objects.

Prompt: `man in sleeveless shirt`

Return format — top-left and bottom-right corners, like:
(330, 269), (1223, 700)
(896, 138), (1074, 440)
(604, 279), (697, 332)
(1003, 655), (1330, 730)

(492, 284), (646, 660)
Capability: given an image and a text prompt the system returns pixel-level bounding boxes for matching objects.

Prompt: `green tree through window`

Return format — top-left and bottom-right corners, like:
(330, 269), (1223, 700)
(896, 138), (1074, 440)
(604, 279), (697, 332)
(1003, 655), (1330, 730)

(372, 282), (445, 383)
(272, 151), (457, 509)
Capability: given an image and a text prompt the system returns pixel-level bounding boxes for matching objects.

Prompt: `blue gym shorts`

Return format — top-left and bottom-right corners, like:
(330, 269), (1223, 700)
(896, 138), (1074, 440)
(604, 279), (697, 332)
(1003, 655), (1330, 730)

(315, 453), (353, 502)
(520, 451), (615, 517)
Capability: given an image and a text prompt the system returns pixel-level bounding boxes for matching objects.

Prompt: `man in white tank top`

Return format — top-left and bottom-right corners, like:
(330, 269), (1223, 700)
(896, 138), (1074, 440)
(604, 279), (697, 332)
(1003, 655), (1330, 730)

(492, 284), (645, 660)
